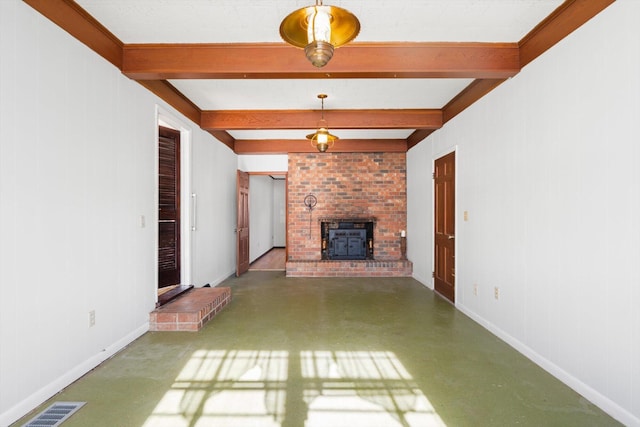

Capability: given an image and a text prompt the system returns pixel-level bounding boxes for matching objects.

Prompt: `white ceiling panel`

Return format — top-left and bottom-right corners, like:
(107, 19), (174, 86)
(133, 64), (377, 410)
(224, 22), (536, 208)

(229, 129), (414, 140)
(170, 78), (473, 110)
(77, 0), (563, 44)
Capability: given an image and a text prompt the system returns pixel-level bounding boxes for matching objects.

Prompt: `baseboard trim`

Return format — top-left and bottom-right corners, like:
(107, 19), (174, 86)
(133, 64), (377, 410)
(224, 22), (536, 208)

(207, 269), (236, 287)
(456, 303), (638, 427)
(0, 323), (149, 427)
(249, 247), (278, 265)
(412, 272), (433, 289)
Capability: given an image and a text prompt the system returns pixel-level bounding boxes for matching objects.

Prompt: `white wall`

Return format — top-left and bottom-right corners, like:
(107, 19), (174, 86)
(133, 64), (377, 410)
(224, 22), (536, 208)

(407, 2), (640, 425)
(238, 154), (287, 173)
(0, 1), (237, 424)
(191, 129), (238, 286)
(249, 175), (275, 262)
(273, 179), (286, 247)
(406, 143), (434, 286)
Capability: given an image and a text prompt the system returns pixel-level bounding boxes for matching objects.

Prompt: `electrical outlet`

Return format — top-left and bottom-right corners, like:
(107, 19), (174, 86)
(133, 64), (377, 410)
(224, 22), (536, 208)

(494, 287), (499, 300)
(473, 283), (478, 296)
(89, 310), (96, 327)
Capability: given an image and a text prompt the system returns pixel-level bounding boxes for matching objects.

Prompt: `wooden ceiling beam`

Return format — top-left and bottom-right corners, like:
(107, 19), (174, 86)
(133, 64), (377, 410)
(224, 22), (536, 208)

(443, 79), (508, 124)
(519, 0), (616, 68)
(407, 129), (437, 149)
(137, 80), (202, 126)
(24, 0), (615, 154)
(406, 1), (615, 149)
(122, 42), (521, 80)
(201, 109), (442, 131)
(23, 0), (123, 68)
(234, 139), (408, 155)
(206, 131), (236, 150)
(405, 79), (507, 149)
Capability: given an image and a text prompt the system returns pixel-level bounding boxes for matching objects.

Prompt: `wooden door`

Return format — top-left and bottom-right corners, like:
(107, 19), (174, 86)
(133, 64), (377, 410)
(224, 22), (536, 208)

(434, 151), (455, 302)
(236, 170), (250, 276)
(158, 126), (181, 288)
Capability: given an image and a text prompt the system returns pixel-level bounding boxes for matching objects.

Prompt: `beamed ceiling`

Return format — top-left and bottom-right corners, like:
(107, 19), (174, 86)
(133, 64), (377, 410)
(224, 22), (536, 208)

(24, 0), (614, 154)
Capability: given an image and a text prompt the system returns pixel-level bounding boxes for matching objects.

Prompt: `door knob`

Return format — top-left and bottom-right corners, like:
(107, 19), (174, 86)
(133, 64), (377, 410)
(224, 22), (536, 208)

(447, 235), (455, 240)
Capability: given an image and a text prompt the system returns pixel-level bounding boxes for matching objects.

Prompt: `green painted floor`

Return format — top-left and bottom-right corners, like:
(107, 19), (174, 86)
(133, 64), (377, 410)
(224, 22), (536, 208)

(15, 272), (619, 426)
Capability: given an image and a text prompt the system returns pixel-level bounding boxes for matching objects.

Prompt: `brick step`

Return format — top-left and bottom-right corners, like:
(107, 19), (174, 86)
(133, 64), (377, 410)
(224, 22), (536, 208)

(286, 259), (413, 277)
(149, 287), (232, 331)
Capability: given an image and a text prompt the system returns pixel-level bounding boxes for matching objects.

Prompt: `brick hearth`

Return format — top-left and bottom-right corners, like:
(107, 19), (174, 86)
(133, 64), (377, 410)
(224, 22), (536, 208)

(286, 259), (413, 277)
(149, 287), (231, 331)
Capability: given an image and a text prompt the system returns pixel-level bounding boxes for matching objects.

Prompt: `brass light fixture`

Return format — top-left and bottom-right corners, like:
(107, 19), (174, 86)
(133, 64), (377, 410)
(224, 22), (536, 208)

(307, 94), (338, 153)
(280, 0), (360, 68)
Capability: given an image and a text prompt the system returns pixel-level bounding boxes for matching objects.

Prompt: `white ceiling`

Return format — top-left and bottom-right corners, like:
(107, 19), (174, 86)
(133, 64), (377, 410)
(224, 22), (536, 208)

(74, 0), (564, 143)
(75, 0), (563, 44)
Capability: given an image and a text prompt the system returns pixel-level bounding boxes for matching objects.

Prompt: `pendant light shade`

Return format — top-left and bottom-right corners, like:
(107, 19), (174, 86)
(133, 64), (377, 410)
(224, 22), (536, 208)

(280, 1), (360, 68)
(306, 94), (338, 152)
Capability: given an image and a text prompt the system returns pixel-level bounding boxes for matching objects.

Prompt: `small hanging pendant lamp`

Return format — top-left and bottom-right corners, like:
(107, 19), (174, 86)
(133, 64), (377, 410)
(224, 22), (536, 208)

(306, 94), (338, 152)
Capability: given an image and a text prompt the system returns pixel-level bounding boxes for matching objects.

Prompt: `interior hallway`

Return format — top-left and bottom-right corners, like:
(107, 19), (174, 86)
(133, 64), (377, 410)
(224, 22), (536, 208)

(250, 248), (286, 271)
(14, 272), (618, 427)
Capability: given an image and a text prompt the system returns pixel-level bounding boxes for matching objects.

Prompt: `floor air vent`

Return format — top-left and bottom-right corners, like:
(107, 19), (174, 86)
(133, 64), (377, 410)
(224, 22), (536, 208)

(22, 402), (86, 427)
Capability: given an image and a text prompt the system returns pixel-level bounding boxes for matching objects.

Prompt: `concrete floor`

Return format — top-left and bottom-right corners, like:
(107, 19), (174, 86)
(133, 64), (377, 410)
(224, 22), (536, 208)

(14, 272), (619, 426)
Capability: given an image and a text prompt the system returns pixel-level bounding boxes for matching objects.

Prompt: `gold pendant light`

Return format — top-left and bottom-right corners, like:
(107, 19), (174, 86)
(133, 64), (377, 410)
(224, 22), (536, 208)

(307, 94), (338, 152)
(280, 0), (360, 68)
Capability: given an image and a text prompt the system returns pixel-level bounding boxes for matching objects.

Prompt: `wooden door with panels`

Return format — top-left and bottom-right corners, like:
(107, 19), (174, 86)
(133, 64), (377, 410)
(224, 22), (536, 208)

(236, 170), (250, 276)
(434, 151), (455, 303)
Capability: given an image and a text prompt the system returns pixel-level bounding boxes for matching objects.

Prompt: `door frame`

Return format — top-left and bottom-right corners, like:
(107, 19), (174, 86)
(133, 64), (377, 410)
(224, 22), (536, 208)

(246, 171), (288, 257)
(156, 106), (193, 293)
(432, 146), (457, 303)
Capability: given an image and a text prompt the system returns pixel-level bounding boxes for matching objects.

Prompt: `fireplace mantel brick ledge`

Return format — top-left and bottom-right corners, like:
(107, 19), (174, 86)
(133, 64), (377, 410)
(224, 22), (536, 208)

(286, 259), (413, 277)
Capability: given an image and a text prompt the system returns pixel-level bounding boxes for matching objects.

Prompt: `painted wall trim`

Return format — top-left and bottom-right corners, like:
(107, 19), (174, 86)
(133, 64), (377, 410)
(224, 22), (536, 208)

(0, 324), (149, 426)
(456, 303), (639, 427)
(210, 272), (237, 288)
(412, 272), (433, 289)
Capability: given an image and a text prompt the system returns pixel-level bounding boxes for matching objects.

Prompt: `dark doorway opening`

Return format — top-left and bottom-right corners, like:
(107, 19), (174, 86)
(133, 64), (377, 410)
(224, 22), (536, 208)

(158, 126), (181, 288)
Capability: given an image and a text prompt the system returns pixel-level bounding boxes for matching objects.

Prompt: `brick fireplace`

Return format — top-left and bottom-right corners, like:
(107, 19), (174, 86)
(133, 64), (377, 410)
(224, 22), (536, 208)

(286, 152), (412, 277)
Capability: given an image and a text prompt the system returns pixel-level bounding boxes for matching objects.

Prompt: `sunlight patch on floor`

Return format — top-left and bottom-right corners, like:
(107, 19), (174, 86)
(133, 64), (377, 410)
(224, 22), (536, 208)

(142, 349), (445, 427)
(302, 351), (444, 427)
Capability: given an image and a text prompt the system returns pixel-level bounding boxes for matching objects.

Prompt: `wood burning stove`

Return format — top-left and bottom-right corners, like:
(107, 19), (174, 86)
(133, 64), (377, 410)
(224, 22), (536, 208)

(321, 219), (374, 260)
